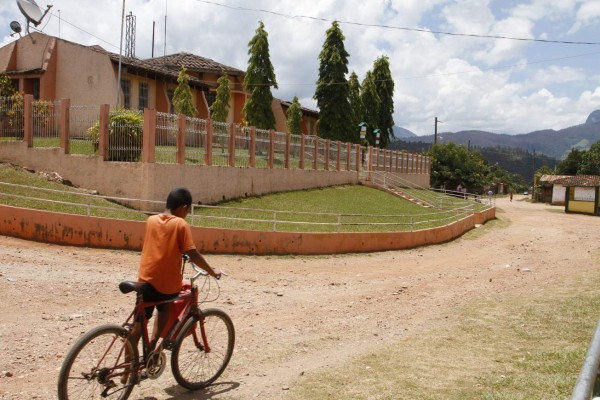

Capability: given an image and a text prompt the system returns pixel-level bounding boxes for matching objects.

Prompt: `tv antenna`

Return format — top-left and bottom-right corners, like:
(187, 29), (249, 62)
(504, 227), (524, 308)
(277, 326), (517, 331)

(11, 0), (53, 43)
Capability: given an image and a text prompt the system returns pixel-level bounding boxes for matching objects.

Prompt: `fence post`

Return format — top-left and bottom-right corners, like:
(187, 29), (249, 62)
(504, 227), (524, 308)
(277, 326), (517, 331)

(337, 141), (341, 171)
(229, 123), (236, 167)
(313, 137), (318, 170)
(356, 144), (361, 172)
(268, 129), (275, 169)
(299, 134), (305, 169)
(60, 98), (70, 154)
(324, 139), (330, 171)
(23, 94), (33, 147)
(285, 132), (291, 169)
(368, 146), (373, 176)
(206, 118), (213, 166)
(177, 114), (186, 164)
(142, 108), (156, 163)
(249, 126), (256, 168)
(346, 142), (351, 171)
(98, 104), (109, 160)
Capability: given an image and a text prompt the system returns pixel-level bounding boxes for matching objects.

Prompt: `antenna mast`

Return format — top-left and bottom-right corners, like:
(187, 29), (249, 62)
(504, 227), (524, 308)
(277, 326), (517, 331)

(125, 11), (136, 58)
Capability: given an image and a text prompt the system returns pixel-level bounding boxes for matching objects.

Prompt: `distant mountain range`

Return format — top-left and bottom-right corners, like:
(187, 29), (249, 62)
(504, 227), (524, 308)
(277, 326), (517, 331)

(393, 110), (600, 159)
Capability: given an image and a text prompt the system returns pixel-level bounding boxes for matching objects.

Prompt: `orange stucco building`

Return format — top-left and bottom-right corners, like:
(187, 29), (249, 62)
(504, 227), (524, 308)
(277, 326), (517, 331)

(0, 32), (318, 134)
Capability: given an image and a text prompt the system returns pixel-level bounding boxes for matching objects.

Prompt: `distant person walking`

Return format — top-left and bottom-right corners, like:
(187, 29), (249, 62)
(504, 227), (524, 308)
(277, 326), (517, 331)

(510, 192), (513, 202)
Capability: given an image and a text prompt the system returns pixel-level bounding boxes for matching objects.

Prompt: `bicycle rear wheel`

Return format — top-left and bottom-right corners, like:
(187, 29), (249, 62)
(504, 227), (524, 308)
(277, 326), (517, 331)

(57, 324), (139, 400)
(171, 308), (235, 390)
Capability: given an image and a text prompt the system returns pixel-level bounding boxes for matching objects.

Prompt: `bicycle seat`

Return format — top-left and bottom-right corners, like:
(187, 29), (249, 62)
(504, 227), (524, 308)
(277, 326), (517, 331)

(119, 281), (143, 294)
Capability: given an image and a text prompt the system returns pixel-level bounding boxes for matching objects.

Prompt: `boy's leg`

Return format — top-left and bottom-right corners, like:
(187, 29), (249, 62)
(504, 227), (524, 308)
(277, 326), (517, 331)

(150, 305), (171, 348)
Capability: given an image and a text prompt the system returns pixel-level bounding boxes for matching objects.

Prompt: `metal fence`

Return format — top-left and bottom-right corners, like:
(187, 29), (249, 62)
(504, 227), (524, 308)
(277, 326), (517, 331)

(156, 112), (178, 163)
(69, 105), (98, 155)
(108, 109), (143, 162)
(0, 96), (24, 140)
(32, 100), (60, 148)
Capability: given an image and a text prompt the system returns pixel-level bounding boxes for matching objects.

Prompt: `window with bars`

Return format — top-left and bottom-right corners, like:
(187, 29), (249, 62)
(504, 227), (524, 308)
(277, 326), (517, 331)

(121, 79), (131, 109)
(204, 89), (216, 109)
(138, 82), (148, 110)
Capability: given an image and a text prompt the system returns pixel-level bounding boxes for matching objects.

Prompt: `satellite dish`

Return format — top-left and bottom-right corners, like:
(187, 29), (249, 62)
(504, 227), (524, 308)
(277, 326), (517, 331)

(10, 21), (22, 36)
(14, 0), (52, 43)
(17, 0), (51, 26)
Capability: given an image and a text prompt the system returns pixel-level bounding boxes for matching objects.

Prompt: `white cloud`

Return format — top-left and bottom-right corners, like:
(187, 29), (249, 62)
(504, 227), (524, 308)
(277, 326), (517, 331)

(569, 0), (600, 34)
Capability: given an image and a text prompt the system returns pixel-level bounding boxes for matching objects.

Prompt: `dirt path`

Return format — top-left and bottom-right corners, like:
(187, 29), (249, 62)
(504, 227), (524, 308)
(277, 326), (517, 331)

(0, 196), (598, 399)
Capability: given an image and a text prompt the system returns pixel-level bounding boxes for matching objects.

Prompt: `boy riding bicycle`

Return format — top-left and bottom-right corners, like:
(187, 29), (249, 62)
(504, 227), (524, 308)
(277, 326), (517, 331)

(130, 187), (222, 352)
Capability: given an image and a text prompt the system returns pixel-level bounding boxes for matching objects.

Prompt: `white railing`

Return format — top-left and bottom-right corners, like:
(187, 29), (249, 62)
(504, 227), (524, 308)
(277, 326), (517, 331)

(0, 182), (483, 233)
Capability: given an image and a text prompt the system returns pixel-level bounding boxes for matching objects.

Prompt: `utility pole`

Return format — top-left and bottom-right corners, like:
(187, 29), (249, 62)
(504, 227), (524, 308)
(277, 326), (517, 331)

(434, 117), (442, 144)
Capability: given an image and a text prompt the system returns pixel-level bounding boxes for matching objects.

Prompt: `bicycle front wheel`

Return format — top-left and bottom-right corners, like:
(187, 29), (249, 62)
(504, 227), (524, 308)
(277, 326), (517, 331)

(57, 324), (139, 400)
(171, 308), (235, 390)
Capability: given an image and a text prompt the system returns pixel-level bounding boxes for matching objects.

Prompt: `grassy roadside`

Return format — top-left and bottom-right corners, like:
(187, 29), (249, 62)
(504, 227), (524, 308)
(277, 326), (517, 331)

(288, 265), (600, 400)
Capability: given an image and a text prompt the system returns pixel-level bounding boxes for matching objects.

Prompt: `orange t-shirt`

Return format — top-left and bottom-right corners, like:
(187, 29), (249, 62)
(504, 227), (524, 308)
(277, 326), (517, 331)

(138, 214), (196, 294)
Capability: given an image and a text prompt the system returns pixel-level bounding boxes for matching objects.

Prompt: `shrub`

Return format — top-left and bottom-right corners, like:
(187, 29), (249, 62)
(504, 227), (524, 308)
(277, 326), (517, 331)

(86, 108), (143, 161)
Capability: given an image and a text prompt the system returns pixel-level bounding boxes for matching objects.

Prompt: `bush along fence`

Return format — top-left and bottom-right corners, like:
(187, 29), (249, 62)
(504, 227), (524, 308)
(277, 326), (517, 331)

(0, 95), (430, 174)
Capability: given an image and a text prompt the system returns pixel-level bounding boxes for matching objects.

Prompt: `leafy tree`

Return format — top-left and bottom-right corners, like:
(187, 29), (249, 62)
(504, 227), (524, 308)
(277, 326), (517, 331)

(580, 141), (600, 175)
(210, 71), (231, 122)
(286, 96), (303, 135)
(372, 56), (395, 148)
(556, 148), (584, 175)
(360, 71), (380, 146)
(347, 71), (363, 143)
(314, 21), (352, 141)
(0, 72), (16, 97)
(428, 142), (490, 193)
(172, 66), (197, 117)
(243, 21), (278, 129)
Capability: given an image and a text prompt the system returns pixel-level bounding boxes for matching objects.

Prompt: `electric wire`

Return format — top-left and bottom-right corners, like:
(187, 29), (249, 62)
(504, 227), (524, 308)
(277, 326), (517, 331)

(195, 0), (600, 46)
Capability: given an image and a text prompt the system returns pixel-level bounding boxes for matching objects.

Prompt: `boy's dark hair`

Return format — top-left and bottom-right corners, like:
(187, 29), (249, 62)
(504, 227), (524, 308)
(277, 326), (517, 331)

(166, 187), (193, 210)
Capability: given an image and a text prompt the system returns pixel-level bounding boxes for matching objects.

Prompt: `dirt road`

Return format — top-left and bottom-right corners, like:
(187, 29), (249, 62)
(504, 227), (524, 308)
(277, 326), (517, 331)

(0, 196), (598, 399)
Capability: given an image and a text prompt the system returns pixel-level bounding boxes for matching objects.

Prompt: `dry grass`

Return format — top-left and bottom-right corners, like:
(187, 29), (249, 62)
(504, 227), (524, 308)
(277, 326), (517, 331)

(288, 269), (600, 400)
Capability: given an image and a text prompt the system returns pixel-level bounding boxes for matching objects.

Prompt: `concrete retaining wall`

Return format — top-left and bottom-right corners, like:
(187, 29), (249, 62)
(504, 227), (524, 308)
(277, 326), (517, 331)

(0, 205), (496, 255)
(0, 141), (359, 209)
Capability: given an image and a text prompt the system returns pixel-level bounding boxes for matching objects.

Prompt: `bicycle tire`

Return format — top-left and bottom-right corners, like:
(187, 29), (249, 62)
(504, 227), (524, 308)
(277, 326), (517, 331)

(171, 308), (235, 390)
(57, 324), (139, 400)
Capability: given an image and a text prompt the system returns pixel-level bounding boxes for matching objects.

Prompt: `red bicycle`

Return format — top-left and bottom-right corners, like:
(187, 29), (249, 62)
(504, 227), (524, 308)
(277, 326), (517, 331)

(57, 255), (235, 399)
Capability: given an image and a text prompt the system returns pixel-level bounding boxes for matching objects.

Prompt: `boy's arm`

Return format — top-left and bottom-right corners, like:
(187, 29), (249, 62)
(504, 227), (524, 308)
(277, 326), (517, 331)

(186, 249), (221, 279)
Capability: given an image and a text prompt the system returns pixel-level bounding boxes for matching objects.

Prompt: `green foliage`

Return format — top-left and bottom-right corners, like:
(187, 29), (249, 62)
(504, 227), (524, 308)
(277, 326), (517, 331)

(360, 71), (380, 146)
(286, 96), (303, 135)
(314, 21), (352, 141)
(0, 72), (16, 97)
(556, 148), (584, 175)
(172, 67), (197, 117)
(347, 71), (363, 144)
(86, 109), (143, 161)
(243, 21), (278, 129)
(372, 56), (395, 148)
(579, 141), (600, 175)
(428, 142), (490, 193)
(210, 71), (231, 122)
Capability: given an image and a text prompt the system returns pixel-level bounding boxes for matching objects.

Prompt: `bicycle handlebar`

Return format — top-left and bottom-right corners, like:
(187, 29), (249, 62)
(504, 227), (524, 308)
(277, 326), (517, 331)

(182, 254), (227, 283)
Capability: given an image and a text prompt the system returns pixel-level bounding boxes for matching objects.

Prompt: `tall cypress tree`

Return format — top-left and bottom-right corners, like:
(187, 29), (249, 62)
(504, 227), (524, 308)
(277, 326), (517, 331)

(243, 21), (278, 129)
(372, 56), (395, 148)
(210, 71), (231, 122)
(347, 71), (363, 143)
(360, 71), (381, 146)
(286, 96), (303, 135)
(172, 66), (197, 117)
(314, 21), (352, 141)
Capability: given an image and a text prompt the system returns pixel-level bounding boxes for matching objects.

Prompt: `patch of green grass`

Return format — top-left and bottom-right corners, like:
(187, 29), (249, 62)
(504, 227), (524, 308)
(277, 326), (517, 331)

(288, 272), (600, 400)
(193, 185), (465, 232)
(0, 163), (145, 220)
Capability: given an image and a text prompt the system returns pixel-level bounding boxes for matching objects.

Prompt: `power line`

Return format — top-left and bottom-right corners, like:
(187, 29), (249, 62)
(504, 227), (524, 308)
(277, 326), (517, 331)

(195, 0), (600, 46)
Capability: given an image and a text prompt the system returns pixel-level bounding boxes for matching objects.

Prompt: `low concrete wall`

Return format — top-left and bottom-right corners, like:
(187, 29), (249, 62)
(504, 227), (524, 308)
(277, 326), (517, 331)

(0, 141), (360, 209)
(0, 204), (496, 254)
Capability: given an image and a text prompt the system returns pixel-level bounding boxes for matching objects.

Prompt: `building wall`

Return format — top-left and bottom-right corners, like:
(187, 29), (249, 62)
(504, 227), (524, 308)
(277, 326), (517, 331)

(567, 200), (595, 214)
(552, 184), (566, 205)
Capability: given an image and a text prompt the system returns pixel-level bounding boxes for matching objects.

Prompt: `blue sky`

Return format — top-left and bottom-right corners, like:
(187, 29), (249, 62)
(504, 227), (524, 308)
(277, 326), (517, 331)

(2, 0), (600, 136)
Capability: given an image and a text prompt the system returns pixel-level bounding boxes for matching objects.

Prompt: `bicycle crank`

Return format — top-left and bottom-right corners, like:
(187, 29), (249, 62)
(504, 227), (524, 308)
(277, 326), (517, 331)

(145, 350), (167, 379)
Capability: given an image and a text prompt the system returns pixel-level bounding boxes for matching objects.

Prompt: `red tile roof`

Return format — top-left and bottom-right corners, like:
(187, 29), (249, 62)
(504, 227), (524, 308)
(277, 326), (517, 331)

(539, 174), (571, 183)
(144, 52), (244, 76)
(554, 175), (600, 187)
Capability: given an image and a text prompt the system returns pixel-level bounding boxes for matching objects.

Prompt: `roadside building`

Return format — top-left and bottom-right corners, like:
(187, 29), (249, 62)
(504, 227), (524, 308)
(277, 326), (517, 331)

(538, 175), (571, 205)
(554, 175), (600, 216)
(0, 32), (318, 134)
